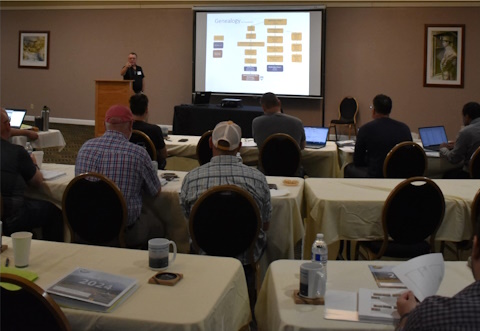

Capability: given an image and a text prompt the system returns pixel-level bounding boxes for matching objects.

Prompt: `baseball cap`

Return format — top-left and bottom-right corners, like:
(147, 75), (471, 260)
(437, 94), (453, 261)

(105, 105), (133, 124)
(212, 121), (242, 151)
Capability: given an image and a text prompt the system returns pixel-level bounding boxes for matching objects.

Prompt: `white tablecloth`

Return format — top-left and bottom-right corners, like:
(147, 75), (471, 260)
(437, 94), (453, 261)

(303, 178), (479, 258)
(1, 237), (251, 331)
(27, 164), (305, 268)
(255, 260), (473, 331)
(166, 135), (341, 177)
(11, 129), (66, 151)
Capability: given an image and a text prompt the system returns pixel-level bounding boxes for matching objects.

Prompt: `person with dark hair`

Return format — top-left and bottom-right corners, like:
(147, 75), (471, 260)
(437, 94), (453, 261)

(396, 212), (480, 330)
(129, 93), (167, 169)
(440, 102), (480, 178)
(344, 94), (412, 178)
(1, 108), (63, 241)
(120, 52), (145, 93)
(253, 92), (306, 150)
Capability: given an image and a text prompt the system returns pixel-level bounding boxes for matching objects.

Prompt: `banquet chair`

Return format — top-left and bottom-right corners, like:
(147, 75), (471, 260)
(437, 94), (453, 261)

(0, 273), (71, 331)
(383, 141), (427, 178)
(130, 129), (157, 161)
(355, 177), (445, 260)
(441, 188), (480, 260)
(259, 133), (301, 177)
(62, 172), (127, 248)
(189, 185), (261, 306)
(469, 146), (480, 178)
(329, 97), (358, 141)
(196, 130), (213, 165)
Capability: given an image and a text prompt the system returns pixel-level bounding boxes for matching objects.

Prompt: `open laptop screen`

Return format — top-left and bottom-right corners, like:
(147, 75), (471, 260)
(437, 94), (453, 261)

(5, 109), (27, 129)
(304, 126), (329, 148)
(418, 126), (448, 148)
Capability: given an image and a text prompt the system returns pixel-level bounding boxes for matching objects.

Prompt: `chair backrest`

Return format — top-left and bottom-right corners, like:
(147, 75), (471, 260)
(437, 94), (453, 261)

(130, 129), (157, 161)
(189, 185), (261, 266)
(338, 97), (358, 122)
(196, 130), (213, 165)
(469, 146), (480, 178)
(0, 273), (71, 331)
(383, 141), (427, 178)
(471, 189), (480, 236)
(259, 133), (301, 177)
(62, 172), (127, 247)
(381, 177), (445, 252)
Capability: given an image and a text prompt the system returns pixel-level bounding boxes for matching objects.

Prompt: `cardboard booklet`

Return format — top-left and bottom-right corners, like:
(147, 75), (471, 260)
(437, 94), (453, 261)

(46, 267), (138, 312)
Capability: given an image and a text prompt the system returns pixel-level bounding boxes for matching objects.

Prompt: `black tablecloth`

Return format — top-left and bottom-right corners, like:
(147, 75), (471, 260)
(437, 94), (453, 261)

(172, 104), (263, 138)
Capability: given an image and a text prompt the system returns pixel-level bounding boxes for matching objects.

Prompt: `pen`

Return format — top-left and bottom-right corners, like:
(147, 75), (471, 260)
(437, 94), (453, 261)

(5, 258), (9, 267)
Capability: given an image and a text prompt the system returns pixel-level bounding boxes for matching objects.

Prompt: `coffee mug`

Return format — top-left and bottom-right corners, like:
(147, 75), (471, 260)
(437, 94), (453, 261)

(148, 238), (177, 270)
(299, 262), (326, 299)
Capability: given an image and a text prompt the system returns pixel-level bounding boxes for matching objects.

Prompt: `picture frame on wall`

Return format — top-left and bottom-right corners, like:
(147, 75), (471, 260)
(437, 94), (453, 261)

(18, 31), (50, 69)
(424, 24), (464, 88)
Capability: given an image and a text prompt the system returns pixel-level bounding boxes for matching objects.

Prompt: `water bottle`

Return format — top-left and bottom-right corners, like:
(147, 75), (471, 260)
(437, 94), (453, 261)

(25, 142), (33, 155)
(311, 233), (328, 276)
(41, 105), (50, 131)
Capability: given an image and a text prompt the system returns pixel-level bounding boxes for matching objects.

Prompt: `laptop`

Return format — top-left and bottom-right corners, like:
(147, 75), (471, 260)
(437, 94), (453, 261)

(304, 126), (329, 149)
(5, 108), (27, 129)
(418, 126), (448, 151)
(193, 91), (211, 105)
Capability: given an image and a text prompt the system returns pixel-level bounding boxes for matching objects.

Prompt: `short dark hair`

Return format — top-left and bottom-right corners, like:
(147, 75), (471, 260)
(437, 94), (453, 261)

(462, 102), (480, 120)
(129, 52), (137, 57)
(129, 93), (148, 116)
(373, 94), (392, 115)
(260, 92), (280, 109)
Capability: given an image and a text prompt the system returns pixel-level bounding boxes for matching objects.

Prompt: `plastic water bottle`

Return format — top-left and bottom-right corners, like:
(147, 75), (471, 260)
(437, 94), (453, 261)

(311, 233), (328, 276)
(41, 105), (50, 131)
(25, 142), (33, 155)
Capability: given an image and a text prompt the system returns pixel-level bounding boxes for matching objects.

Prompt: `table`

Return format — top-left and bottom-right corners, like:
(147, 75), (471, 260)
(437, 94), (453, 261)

(11, 129), (66, 151)
(303, 178), (479, 258)
(27, 164), (305, 269)
(337, 143), (462, 179)
(255, 259), (473, 331)
(172, 104), (263, 138)
(0, 237), (251, 331)
(166, 135), (341, 177)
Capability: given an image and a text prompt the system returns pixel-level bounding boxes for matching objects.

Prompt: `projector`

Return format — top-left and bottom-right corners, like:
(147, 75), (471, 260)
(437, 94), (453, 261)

(221, 98), (242, 108)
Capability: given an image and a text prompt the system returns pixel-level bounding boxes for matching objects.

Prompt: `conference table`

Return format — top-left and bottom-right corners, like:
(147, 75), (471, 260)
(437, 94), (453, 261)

(27, 163), (305, 270)
(302, 177), (480, 259)
(255, 259), (473, 330)
(166, 135), (342, 177)
(11, 129), (66, 151)
(0, 237), (251, 331)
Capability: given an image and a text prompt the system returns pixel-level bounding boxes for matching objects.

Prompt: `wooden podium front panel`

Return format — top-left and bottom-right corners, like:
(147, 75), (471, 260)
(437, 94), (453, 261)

(95, 80), (133, 137)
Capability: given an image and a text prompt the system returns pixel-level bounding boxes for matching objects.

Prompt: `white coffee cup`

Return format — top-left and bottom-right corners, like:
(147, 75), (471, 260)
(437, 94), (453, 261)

(11, 232), (33, 268)
(148, 238), (177, 270)
(32, 151), (44, 169)
(299, 262), (326, 299)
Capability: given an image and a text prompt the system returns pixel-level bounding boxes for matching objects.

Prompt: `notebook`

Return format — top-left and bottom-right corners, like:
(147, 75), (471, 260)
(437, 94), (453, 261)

(5, 109), (27, 129)
(304, 126), (329, 149)
(418, 126), (448, 151)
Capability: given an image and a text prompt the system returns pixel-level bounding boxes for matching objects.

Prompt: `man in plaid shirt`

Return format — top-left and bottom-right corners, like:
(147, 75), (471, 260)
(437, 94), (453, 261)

(180, 121), (271, 264)
(76, 105), (162, 248)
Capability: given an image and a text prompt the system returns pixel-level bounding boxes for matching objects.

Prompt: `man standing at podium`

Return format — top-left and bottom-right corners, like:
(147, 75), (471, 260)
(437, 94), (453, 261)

(120, 52), (145, 94)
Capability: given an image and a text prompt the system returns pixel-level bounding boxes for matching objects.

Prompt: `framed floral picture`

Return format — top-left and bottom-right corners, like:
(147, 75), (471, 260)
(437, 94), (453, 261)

(424, 24), (464, 88)
(18, 31), (50, 69)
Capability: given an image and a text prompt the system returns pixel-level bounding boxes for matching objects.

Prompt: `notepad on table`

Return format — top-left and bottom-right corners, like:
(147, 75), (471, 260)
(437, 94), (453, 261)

(40, 170), (67, 181)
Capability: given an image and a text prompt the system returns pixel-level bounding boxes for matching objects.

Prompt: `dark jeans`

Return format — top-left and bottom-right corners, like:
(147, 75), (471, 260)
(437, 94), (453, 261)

(3, 197), (64, 242)
(344, 163), (368, 178)
(443, 168), (470, 179)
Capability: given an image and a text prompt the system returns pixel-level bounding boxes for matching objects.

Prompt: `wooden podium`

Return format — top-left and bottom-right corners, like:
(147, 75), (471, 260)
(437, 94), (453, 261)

(95, 80), (133, 137)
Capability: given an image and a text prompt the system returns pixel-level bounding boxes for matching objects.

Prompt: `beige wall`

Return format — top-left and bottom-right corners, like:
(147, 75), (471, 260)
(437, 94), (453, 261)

(1, 6), (479, 138)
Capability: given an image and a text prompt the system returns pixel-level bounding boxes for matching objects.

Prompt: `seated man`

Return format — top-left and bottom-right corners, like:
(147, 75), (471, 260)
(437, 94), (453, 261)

(75, 105), (162, 248)
(396, 218), (480, 330)
(0, 108), (63, 241)
(440, 102), (480, 179)
(345, 94), (412, 178)
(180, 120), (272, 264)
(129, 93), (168, 169)
(252, 92), (306, 150)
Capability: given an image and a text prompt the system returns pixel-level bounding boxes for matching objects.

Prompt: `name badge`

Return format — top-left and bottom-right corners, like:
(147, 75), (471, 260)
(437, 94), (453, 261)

(137, 71), (142, 75)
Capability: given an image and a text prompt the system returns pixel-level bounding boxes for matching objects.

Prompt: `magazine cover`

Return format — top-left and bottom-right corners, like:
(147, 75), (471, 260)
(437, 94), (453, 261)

(368, 265), (406, 288)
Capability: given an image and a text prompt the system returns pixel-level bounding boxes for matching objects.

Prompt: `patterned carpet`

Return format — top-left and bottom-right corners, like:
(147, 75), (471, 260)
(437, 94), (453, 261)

(26, 121), (95, 165)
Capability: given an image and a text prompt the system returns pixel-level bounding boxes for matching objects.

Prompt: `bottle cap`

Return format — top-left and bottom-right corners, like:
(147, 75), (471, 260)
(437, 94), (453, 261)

(316, 233), (324, 239)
